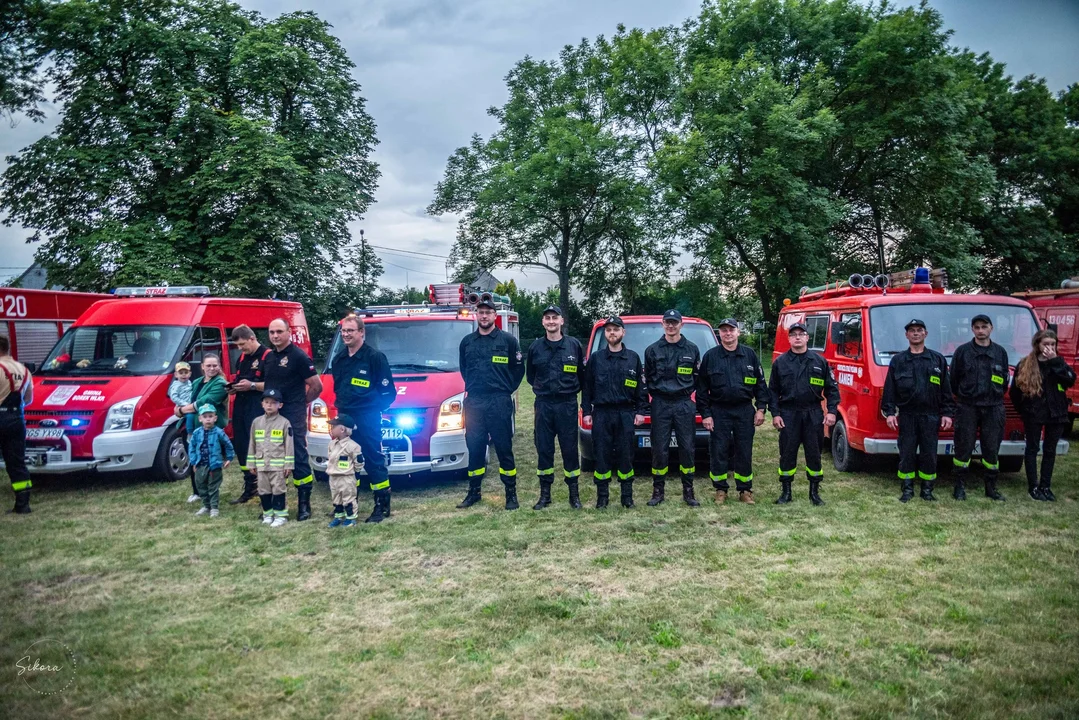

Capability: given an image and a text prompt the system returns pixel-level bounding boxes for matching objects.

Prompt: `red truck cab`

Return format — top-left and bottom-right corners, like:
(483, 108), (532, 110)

(7, 286), (311, 482)
(775, 268), (1068, 473)
(308, 285), (519, 479)
(0, 288), (110, 367)
(1013, 278), (1079, 427)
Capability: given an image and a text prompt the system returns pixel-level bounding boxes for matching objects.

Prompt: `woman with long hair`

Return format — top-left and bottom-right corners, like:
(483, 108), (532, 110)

(1009, 330), (1077, 501)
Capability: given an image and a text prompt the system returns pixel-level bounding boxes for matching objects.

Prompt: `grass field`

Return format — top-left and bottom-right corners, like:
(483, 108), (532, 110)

(2, 382), (1078, 719)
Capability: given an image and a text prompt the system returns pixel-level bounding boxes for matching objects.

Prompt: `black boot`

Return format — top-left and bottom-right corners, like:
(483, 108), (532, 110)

(567, 481), (582, 509)
(532, 479), (552, 510)
(775, 479), (793, 505)
(8, 489), (31, 514)
(647, 480), (665, 506)
(230, 472), (258, 504)
(619, 480), (634, 508)
(504, 480), (519, 511)
(365, 490), (389, 523)
(920, 481), (937, 501)
(984, 475), (1005, 502)
(1038, 479), (1055, 502)
(809, 478), (825, 506)
(899, 475), (914, 502)
(457, 479), (482, 509)
(953, 471), (967, 501)
(595, 480), (610, 509)
(681, 479), (700, 507)
(296, 484), (312, 521)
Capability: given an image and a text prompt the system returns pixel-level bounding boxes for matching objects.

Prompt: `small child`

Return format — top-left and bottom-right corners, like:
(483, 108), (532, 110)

(326, 415), (364, 527)
(249, 389), (294, 528)
(188, 403), (235, 517)
(168, 361), (194, 419)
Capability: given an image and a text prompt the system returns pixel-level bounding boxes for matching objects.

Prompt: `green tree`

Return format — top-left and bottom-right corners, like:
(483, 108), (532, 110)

(0, 0), (46, 121)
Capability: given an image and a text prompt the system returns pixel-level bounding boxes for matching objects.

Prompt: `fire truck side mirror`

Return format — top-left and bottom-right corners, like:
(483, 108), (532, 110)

(829, 323), (846, 346)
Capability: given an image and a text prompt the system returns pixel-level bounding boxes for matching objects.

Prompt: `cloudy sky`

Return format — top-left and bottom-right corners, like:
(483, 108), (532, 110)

(1, 0), (1076, 289)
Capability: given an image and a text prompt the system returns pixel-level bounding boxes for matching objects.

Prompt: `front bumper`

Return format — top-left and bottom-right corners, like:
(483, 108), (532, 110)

(861, 438), (1069, 456)
(309, 429), (469, 476)
(7, 425), (167, 474)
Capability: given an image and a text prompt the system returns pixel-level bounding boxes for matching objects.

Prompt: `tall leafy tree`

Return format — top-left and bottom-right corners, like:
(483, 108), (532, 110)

(0, 0), (46, 121)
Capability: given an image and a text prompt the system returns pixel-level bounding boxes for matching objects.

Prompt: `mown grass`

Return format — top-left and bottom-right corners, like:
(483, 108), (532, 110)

(2, 383), (1077, 719)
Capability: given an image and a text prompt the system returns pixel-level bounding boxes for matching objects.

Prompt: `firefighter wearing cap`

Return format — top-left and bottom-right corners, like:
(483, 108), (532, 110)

(696, 318), (770, 504)
(643, 309), (702, 507)
(0, 336), (33, 514)
(330, 314), (396, 523)
(249, 388), (295, 527)
(882, 318), (956, 503)
(769, 322), (839, 505)
(949, 314), (1009, 501)
(457, 296), (526, 510)
(227, 325), (272, 505)
(325, 414), (364, 527)
(581, 316), (647, 508)
(526, 304), (584, 509)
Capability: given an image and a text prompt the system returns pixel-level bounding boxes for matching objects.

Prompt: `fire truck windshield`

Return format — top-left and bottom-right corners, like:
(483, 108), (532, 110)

(869, 304), (1040, 366)
(590, 321), (719, 358)
(38, 325), (189, 376)
(325, 319), (474, 372)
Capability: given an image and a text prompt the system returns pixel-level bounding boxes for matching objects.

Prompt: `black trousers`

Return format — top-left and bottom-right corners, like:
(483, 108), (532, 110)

(952, 404), (1005, 474)
(231, 396), (262, 475)
(1023, 420), (1067, 488)
(592, 406), (635, 482)
(897, 413), (940, 483)
(707, 403), (756, 491)
(0, 409), (30, 491)
(534, 398), (580, 482)
(650, 395), (696, 480)
(464, 394), (516, 481)
(342, 406), (389, 490)
(284, 412), (312, 487)
(778, 407), (823, 481)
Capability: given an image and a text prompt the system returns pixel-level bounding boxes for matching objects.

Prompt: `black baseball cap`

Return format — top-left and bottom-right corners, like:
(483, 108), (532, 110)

(542, 305), (563, 317)
(971, 314), (992, 326)
(788, 322), (808, 334)
(329, 414), (355, 429)
(262, 388), (283, 401)
(603, 315), (624, 328)
(475, 298), (496, 310)
(905, 318), (927, 330)
(662, 309), (682, 322)
(717, 318), (738, 329)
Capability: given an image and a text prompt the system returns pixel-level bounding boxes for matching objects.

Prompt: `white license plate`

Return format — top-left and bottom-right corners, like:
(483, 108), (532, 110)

(26, 428), (65, 440)
(639, 436), (678, 448)
(381, 428), (404, 440)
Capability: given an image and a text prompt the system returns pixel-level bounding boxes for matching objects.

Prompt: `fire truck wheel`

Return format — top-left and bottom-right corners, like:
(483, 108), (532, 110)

(998, 457), (1023, 474)
(155, 424), (190, 482)
(831, 419), (863, 473)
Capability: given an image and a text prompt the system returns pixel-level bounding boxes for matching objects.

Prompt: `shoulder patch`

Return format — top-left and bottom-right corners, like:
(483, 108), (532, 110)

(381, 378), (389, 386)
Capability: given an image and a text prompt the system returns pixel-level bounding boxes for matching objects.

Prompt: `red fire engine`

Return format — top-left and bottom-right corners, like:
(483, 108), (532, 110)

(0, 288), (111, 367)
(1012, 278), (1079, 428)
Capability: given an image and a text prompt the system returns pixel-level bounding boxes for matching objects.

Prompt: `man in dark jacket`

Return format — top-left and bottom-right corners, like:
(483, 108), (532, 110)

(768, 322), (839, 506)
(882, 318), (956, 503)
(949, 314), (1009, 501)
(581, 316), (647, 509)
(527, 305), (584, 509)
(227, 325), (273, 505)
(696, 318), (770, 504)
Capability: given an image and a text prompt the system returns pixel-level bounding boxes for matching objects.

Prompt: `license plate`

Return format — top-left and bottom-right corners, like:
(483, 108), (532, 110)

(26, 428), (65, 440)
(638, 436), (678, 448)
(943, 442), (980, 456)
(381, 428), (404, 440)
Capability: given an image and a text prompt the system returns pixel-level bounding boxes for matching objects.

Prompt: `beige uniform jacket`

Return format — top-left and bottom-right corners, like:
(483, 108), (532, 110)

(248, 414), (295, 471)
(327, 437), (364, 477)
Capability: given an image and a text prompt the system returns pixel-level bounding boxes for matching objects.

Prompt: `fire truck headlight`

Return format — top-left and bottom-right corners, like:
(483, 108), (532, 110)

(309, 398), (329, 434)
(104, 396), (141, 433)
(438, 392), (465, 431)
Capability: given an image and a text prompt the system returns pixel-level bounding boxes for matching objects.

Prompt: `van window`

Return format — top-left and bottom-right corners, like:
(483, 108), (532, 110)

(869, 303), (1039, 366)
(38, 325), (187, 376)
(182, 327), (224, 378)
(833, 313), (862, 359)
(226, 327), (271, 370)
(805, 315), (829, 351)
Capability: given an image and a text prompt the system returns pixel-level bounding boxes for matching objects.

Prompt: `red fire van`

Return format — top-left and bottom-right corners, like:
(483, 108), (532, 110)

(0, 288), (110, 366)
(1013, 278), (1079, 427)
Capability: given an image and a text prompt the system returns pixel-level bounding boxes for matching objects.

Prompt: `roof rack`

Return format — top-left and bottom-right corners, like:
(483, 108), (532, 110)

(112, 285), (210, 297)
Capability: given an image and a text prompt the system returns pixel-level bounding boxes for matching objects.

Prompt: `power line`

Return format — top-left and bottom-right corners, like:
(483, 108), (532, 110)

(368, 244), (449, 260)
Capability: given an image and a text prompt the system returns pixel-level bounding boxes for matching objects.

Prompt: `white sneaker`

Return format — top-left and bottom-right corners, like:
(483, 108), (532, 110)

(209, 509), (219, 518)
(187, 494), (201, 503)
(195, 507), (209, 516)
(270, 516), (288, 528)
(262, 514), (274, 525)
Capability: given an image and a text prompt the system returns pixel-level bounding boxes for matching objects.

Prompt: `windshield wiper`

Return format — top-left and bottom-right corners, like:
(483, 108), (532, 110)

(391, 362), (450, 373)
(73, 365), (134, 376)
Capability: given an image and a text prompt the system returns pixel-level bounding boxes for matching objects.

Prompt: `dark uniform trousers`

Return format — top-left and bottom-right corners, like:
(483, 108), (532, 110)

(285, 412), (313, 488)
(1024, 420), (1066, 487)
(897, 414), (940, 484)
(708, 404), (755, 491)
(778, 406), (824, 482)
(534, 397), (580, 483)
(465, 393), (516, 483)
(1, 407), (30, 494)
(592, 407), (635, 482)
(650, 394), (696, 480)
(952, 404), (1005, 474)
(342, 407), (389, 491)
(232, 396), (262, 477)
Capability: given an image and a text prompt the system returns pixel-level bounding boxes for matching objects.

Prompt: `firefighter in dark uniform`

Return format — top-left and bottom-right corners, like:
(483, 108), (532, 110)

(769, 322), (839, 505)
(949, 314), (1009, 501)
(581, 316), (647, 509)
(457, 297), (526, 510)
(527, 305), (584, 510)
(643, 309), (702, 507)
(882, 318), (956, 503)
(259, 318), (323, 520)
(1, 336), (33, 514)
(227, 325), (272, 505)
(330, 314), (397, 523)
(696, 318), (770, 505)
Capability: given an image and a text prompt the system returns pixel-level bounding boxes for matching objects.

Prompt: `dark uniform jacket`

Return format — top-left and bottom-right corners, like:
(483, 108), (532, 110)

(644, 336), (700, 401)
(263, 342), (317, 425)
(950, 340), (1010, 407)
(881, 348), (956, 418)
(330, 343), (396, 413)
(459, 327), (525, 396)
(696, 343), (771, 417)
(1009, 356), (1076, 424)
(581, 346), (647, 416)
(769, 349), (839, 414)
(233, 344), (271, 410)
(526, 335), (583, 401)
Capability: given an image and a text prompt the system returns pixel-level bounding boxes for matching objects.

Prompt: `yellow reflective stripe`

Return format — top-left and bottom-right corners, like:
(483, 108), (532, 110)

(617, 470), (634, 480)
(370, 479), (390, 491)
(563, 365), (577, 373)
(334, 512), (345, 518)
(239, 465), (248, 471)
(564, 469), (581, 478)
(283, 456), (294, 461)
(275, 509), (289, 518)
(806, 468), (823, 477)
(677, 366), (693, 375)
(809, 377), (825, 386)
(11, 480), (32, 491)
(953, 458), (970, 468)
(679, 466), (695, 475)
(536, 468), (555, 476)
(254, 430), (265, 439)
(991, 375), (1004, 384)
(345, 512), (357, 520)
(981, 459), (999, 470)
(929, 375), (940, 385)
(492, 356), (508, 364)
(1059, 384), (1065, 392)
(467, 468), (485, 477)
(710, 472), (728, 481)
(897, 471), (916, 480)
(270, 429), (283, 438)
(499, 467), (517, 477)
(293, 474), (314, 486)
(744, 377), (757, 385)
(778, 468), (797, 477)
(917, 471), (936, 481)
(624, 379), (638, 388)
(351, 377), (371, 387)
(651, 467), (668, 476)
(733, 473), (753, 481)
(593, 471), (612, 480)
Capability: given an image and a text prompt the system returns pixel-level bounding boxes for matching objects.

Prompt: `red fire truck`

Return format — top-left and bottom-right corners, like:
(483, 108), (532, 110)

(0, 288), (111, 367)
(307, 285), (520, 480)
(4, 286), (312, 482)
(775, 267), (1068, 473)
(1013, 278), (1079, 428)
